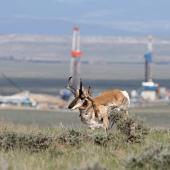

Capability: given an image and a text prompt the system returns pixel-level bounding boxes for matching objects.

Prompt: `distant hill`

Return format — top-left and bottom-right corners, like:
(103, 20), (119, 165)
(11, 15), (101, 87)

(0, 35), (170, 63)
(0, 17), (170, 37)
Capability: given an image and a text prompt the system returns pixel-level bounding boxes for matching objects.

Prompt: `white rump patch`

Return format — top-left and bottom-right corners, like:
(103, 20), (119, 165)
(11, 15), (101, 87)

(121, 91), (130, 105)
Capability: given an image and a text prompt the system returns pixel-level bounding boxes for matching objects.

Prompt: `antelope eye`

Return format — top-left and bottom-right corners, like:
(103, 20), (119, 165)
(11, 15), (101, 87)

(79, 92), (85, 99)
(80, 95), (85, 100)
(82, 100), (88, 107)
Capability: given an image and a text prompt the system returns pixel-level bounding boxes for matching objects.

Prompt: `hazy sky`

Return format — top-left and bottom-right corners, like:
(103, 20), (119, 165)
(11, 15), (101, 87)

(0, 0), (170, 36)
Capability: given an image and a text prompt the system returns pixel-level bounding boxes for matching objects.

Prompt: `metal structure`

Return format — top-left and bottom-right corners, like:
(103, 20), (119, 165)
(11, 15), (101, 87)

(141, 36), (159, 101)
(144, 35), (153, 82)
(70, 27), (82, 90)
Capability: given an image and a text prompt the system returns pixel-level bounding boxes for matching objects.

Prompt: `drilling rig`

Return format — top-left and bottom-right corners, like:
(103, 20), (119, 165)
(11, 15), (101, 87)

(70, 27), (82, 90)
(141, 36), (159, 101)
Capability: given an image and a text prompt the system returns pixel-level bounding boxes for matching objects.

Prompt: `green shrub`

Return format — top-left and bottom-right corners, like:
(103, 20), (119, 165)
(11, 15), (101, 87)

(92, 131), (126, 148)
(108, 108), (149, 143)
(126, 145), (170, 170)
(93, 133), (109, 146)
(117, 117), (149, 143)
(0, 132), (53, 152)
(58, 129), (85, 147)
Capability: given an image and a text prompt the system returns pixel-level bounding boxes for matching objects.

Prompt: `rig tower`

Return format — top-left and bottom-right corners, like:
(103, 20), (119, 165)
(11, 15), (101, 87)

(141, 36), (158, 101)
(144, 35), (153, 82)
(70, 27), (82, 90)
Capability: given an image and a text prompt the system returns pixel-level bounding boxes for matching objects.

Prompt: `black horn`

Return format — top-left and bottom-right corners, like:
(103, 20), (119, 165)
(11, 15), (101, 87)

(79, 78), (85, 99)
(66, 77), (76, 96)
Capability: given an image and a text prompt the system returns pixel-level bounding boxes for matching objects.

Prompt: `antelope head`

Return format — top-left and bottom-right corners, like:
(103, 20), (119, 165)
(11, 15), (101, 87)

(67, 77), (93, 110)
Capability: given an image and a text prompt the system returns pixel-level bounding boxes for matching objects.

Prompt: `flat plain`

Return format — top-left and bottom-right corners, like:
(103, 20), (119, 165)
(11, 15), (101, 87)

(0, 35), (170, 169)
(0, 105), (170, 128)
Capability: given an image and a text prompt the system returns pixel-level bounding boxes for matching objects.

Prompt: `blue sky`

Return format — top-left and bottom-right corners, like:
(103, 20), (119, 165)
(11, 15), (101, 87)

(0, 0), (170, 36)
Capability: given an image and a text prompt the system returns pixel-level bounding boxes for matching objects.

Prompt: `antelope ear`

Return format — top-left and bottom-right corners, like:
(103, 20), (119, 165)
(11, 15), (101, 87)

(88, 85), (92, 96)
(79, 78), (85, 99)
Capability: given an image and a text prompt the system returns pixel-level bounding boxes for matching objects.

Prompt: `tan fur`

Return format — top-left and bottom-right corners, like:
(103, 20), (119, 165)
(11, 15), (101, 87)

(68, 88), (130, 130)
(67, 77), (130, 130)
(94, 89), (125, 107)
(88, 89), (128, 129)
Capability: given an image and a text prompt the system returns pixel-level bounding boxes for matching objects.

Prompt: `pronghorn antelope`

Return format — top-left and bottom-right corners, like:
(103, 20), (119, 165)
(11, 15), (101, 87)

(67, 77), (130, 130)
